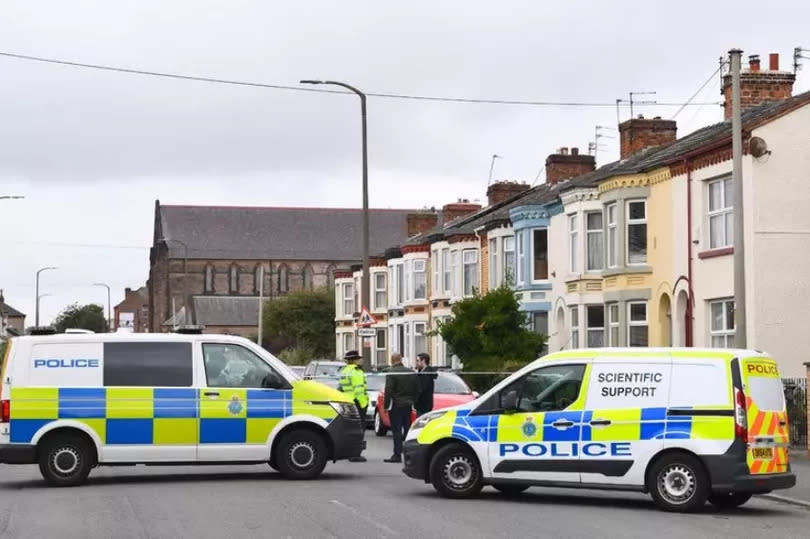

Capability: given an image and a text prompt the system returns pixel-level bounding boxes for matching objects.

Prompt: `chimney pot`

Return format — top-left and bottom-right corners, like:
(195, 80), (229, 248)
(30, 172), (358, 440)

(769, 53), (779, 71)
(560, 147), (569, 155)
(749, 54), (761, 71)
(571, 147), (579, 156)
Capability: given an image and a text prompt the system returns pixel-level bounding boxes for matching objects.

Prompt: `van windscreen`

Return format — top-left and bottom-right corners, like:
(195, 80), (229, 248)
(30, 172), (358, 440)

(103, 342), (193, 387)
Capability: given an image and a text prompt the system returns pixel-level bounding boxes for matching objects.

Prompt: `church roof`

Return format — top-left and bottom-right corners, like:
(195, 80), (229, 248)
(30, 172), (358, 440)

(157, 204), (419, 261)
(193, 296), (260, 327)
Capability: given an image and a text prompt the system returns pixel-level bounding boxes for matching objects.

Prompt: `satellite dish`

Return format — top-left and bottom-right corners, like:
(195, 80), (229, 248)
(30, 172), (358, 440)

(749, 136), (770, 158)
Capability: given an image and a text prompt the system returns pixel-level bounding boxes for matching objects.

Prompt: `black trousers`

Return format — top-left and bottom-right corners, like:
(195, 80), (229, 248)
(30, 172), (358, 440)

(389, 405), (412, 457)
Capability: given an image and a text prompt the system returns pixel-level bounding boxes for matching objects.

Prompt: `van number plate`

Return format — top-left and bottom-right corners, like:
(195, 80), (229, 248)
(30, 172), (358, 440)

(752, 447), (773, 460)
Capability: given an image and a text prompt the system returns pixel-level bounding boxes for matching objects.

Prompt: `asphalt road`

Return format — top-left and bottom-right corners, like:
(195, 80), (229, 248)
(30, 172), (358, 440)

(0, 435), (807, 539)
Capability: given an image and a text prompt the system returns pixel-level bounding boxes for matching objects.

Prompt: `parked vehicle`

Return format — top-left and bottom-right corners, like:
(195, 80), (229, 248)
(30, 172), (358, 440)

(303, 359), (346, 390)
(0, 333), (365, 486)
(402, 348), (796, 512)
(374, 372), (475, 436)
(289, 365), (306, 378)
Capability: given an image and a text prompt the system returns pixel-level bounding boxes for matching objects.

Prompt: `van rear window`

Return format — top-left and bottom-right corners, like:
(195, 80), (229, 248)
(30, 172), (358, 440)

(103, 342), (192, 387)
(747, 377), (785, 412)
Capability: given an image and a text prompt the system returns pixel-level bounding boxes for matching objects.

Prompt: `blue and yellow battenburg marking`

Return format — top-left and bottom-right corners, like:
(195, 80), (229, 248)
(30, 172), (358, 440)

(416, 406), (732, 446)
(8, 387), (298, 445)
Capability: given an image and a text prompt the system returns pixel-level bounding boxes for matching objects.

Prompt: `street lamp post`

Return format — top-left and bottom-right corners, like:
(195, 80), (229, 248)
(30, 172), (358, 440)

(300, 79), (370, 369)
(35, 266), (58, 326)
(93, 282), (111, 332)
(159, 238), (190, 325)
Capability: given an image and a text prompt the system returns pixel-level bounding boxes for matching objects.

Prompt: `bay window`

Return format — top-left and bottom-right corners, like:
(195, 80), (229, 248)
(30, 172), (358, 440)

(342, 282), (354, 317)
(607, 203), (617, 268)
(413, 259), (426, 300)
(450, 250), (459, 296)
(432, 250), (440, 295)
(586, 305), (605, 347)
(396, 263), (404, 305)
(489, 238), (498, 289)
(374, 272), (386, 310)
(462, 249), (479, 297)
(517, 230), (525, 284)
(627, 301), (648, 347)
(608, 303), (620, 346)
(503, 236), (515, 284)
(442, 248), (451, 294)
(532, 229), (549, 281)
(570, 306), (580, 348)
(627, 200), (647, 265)
(586, 212), (604, 271)
(569, 214), (578, 273)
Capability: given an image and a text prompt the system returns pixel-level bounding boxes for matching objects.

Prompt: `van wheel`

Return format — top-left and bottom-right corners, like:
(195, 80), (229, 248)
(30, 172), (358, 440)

(708, 493), (752, 509)
(430, 444), (483, 499)
(38, 434), (93, 487)
(374, 410), (388, 437)
(493, 484), (530, 497)
(647, 453), (709, 512)
(274, 430), (328, 480)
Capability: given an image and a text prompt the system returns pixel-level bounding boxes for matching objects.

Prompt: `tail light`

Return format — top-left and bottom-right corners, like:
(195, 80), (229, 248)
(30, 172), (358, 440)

(734, 388), (747, 440)
(1, 400), (9, 423)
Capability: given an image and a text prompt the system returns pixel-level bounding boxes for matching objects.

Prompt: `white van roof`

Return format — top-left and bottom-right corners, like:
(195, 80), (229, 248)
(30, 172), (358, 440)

(10, 332), (254, 345)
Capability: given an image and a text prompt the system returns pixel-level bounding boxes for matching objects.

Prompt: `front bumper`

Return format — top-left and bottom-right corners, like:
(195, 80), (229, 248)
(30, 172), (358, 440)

(403, 440), (431, 481)
(326, 415), (366, 461)
(0, 443), (37, 464)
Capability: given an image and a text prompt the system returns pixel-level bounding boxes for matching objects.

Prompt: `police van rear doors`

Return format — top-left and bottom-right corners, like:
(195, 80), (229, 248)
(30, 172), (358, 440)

(740, 356), (789, 475)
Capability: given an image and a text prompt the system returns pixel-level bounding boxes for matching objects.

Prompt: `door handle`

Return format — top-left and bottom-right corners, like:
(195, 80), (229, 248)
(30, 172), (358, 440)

(203, 391), (220, 397)
(590, 419), (612, 426)
(552, 420), (574, 429)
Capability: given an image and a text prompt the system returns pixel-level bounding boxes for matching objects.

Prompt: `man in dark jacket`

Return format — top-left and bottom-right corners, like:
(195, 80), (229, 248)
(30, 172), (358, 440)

(383, 352), (420, 463)
(415, 352), (439, 417)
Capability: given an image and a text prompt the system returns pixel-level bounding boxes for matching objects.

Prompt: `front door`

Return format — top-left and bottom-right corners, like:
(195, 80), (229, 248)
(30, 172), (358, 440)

(198, 343), (292, 461)
(487, 363), (588, 485)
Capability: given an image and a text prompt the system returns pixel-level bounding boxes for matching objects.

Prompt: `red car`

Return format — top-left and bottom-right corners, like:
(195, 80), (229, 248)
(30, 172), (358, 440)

(373, 372), (477, 436)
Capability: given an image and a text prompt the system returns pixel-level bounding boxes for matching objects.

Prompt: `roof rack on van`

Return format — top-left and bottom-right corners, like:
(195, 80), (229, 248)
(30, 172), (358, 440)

(64, 329), (95, 334)
(174, 325), (205, 335)
(26, 326), (57, 336)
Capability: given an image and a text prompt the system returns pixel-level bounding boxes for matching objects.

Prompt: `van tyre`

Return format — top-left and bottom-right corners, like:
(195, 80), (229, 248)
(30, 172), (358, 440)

(493, 484), (530, 497)
(708, 492), (752, 509)
(275, 430), (328, 480)
(374, 410), (388, 437)
(38, 434), (93, 487)
(430, 444), (483, 499)
(647, 452), (709, 512)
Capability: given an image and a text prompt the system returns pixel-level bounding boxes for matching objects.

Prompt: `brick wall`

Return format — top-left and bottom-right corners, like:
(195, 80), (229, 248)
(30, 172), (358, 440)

(407, 212), (439, 237)
(545, 148), (596, 184)
(722, 54), (795, 120)
(618, 118), (677, 159)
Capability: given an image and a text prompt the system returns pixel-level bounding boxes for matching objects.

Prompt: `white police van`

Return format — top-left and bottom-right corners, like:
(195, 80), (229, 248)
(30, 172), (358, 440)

(0, 332), (365, 486)
(402, 348), (796, 512)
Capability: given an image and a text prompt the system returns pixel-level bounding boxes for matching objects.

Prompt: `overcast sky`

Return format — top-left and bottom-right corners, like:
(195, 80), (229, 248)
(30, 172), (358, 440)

(1, 0), (808, 325)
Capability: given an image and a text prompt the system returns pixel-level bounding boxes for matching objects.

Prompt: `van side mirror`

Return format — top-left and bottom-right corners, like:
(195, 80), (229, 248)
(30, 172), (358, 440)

(262, 372), (284, 389)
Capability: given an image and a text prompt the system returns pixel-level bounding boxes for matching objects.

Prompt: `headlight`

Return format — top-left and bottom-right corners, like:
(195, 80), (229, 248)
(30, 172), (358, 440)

(411, 410), (448, 429)
(329, 402), (359, 418)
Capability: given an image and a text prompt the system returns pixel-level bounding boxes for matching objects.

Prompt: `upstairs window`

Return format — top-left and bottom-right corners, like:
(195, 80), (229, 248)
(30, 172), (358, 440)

(462, 249), (478, 297)
(396, 263), (404, 305)
(442, 248), (451, 294)
(374, 272), (387, 310)
(569, 215), (578, 273)
(489, 238), (498, 289)
(607, 204), (617, 268)
(627, 200), (647, 265)
(586, 212), (604, 271)
(342, 282), (354, 317)
(502, 236), (515, 285)
(708, 177), (734, 249)
(532, 229), (549, 281)
(413, 259), (426, 300)
(450, 250), (460, 296)
(517, 231), (525, 284)
(432, 250), (440, 295)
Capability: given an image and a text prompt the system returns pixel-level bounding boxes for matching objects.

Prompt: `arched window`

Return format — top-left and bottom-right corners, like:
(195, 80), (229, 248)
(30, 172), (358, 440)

(278, 264), (289, 294)
(204, 265), (215, 293)
(326, 264), (337, 289)
(229, 264), (239, 294)
(302, 264), (314, 290)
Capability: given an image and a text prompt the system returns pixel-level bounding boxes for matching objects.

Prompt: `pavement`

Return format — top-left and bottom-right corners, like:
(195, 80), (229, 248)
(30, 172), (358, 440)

(762, 449), (810, 507)
(0, 436), (808, 539)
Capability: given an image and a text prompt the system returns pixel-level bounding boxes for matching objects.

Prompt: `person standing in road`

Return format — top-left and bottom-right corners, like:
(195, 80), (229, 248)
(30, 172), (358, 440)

(383, 352), (420, 463)
(415, 352), (438, 417)
(339, 350), (368, 463)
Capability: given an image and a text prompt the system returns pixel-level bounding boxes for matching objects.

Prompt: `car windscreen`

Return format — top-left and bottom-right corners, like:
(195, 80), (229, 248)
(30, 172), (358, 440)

(315, 364), (344, 377)
(435, 373), (471, 395)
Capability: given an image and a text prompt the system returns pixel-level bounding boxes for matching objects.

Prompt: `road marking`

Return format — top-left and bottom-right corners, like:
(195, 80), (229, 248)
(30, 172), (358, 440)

(329, 499), (398, 537)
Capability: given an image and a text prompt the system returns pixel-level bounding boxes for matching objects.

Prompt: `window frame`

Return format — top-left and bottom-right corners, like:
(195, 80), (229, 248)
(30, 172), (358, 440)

(585, 211), (604, 272)
(442, 248), (451, 294)
(707, 177), (734, 249)
(482, 363), (587, 415)
(607, 203), (618, 268)
(462, 248), (479, 297)
(412, 259), (427, 300)
(489, 237), (498, 289)
(278, 264), (289, 294)
(502, 236), (515, 286)
(530, 228), (549, 282)
(102, 342), (193, 387)
(709, 298), (735, 348)
(586, 304), (605, 348)
(432, 250), (440, 295)
(626, 199), (648, 266)
(608, 302), (620, 346)
(373, 272), (387, 311)
(229, 264), (239, 294)
(342, 333), (354, 356)
(570, 306), (580, 349)
(517, 230), (526, 285)
(568, 214), (578, 274)
(396, 263), (404, 305)
(627, 301), (649, 347)
(204, 265), (215, 294)
(414, 322), (427, 357)
(342, 282), (354, 317)
(201, 342), (288, 389)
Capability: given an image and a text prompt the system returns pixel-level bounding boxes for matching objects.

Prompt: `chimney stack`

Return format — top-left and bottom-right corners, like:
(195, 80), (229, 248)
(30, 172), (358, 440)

(442, 200), (482, 223)
(618, 116), (677, 159)
(545, 146), (596, 184)
(406, 212), (439, 237)
(722, 51), (795, 120)
(486, 181), (530, 206)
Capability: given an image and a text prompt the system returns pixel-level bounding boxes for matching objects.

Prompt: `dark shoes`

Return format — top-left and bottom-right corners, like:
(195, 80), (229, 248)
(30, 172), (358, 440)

(384, 455), (402, 463)
(349, 456), (367, 462)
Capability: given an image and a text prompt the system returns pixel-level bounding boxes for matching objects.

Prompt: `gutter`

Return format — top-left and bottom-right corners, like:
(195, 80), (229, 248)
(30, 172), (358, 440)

(685, 158), (695, 346)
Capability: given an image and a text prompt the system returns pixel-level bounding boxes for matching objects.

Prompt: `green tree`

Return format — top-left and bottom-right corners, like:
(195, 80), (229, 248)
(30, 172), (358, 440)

(53, 303), (108, 333)
(437, 286), (545, 373)
(261, 288), (335, 363)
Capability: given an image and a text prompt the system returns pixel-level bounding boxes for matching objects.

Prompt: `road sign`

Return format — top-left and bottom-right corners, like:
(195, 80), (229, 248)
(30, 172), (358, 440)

(357, 327), (377, 338)
(356, 307), (378, 327)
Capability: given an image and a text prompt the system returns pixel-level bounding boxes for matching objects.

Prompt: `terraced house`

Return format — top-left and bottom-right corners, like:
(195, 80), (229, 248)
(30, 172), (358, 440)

(335, 51), (810, 376)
